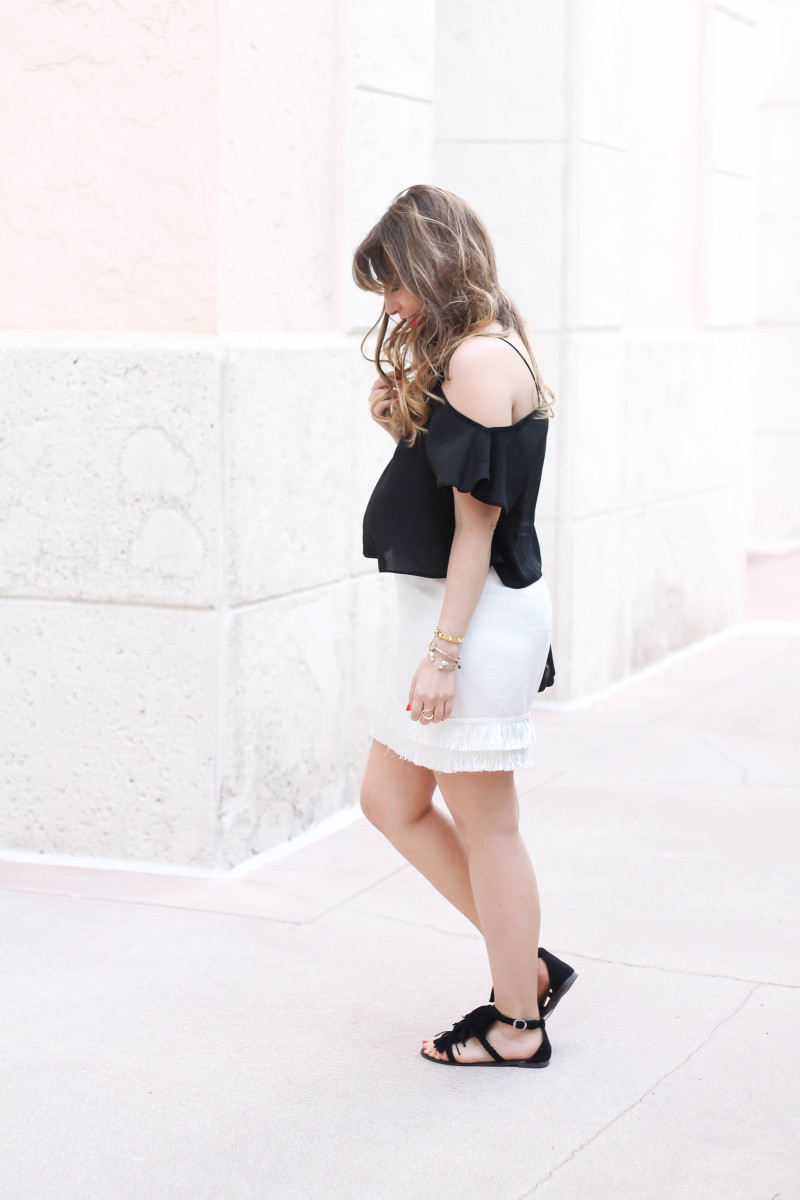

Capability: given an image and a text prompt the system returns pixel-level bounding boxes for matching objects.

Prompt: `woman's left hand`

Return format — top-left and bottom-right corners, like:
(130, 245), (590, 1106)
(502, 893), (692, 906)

(408, 656), (456, 723)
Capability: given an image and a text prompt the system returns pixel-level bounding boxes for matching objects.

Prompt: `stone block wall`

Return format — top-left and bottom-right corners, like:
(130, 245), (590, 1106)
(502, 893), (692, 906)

(0, 341), (221, 862)
(216, 336), (396, 864)
(0, 337), (395, 867)
(0, 0), (796, 867)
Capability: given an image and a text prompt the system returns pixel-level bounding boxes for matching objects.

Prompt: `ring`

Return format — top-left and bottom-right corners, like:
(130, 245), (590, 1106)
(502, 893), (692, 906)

(421, 709), (435, 719)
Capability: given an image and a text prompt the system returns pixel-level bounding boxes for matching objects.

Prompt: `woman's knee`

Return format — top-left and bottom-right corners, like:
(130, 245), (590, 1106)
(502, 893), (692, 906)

(360, 777), (433, 829)
(359, 775), (386, 825)
(436, 771), (520, 844)
(360, 746), (436, 829)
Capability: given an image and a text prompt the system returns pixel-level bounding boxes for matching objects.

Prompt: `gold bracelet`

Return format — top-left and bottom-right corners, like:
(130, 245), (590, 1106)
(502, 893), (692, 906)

(433, 625), (465, 644)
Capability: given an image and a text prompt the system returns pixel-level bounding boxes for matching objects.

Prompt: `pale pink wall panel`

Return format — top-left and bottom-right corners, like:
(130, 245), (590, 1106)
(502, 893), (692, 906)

(0, 1), (219, 332)
(219, 0), (341, 332)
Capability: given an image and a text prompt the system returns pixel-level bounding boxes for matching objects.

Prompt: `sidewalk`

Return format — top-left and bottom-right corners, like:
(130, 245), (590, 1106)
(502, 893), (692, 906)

(2, 558), (799, 1199)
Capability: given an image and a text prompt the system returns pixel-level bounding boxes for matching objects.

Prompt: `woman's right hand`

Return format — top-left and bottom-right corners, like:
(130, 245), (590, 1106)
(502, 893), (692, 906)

(369, 376), (401, 443)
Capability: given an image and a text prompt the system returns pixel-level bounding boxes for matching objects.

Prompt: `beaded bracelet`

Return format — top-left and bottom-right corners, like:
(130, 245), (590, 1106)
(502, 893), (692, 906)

(428, 638), (459, 662)
(428, 639), (461, 669)
(433, 625), (465, 644)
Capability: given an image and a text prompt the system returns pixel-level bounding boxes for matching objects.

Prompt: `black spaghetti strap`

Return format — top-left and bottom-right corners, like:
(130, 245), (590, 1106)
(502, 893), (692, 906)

(486, 334), (536, 381)
(482, 334), (541, 403)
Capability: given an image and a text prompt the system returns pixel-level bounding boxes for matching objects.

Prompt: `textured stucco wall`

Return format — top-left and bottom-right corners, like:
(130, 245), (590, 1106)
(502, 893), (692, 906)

(0, 335), (393, 867)
(0, 340), (222, 862)
(216, 336), (395, 863)
(0, 599), (217, 862)
(0, 1), (219, 332)
(0, 342), (221, 604)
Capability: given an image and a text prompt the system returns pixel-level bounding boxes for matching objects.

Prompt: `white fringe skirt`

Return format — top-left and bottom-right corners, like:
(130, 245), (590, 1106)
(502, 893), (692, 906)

(368, 567), (553, 774)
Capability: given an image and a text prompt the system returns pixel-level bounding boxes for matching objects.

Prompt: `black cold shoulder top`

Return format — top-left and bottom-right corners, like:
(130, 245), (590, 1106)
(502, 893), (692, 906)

(363, 381), (549, 590)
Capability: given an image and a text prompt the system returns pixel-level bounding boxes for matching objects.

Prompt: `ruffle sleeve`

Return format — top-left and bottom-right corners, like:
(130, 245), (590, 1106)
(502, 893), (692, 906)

(425, 401), (523, 511)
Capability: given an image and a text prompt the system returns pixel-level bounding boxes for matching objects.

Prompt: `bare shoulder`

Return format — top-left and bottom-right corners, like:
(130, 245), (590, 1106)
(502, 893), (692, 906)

(443, 335), (517, 427)
(447, 333), (516, 376)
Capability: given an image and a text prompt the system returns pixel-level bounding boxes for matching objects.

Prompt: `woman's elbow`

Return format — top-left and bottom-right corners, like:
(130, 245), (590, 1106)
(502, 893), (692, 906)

(454, 503), (501, 537)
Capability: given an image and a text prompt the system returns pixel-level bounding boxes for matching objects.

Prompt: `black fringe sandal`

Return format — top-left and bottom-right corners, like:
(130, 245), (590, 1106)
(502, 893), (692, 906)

(420, 1003), (551, 1068)
(489, 947), (578, 1020)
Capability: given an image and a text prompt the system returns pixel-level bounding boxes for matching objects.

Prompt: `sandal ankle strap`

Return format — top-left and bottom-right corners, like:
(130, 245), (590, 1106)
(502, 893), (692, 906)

(491, 1004), (543, 1031)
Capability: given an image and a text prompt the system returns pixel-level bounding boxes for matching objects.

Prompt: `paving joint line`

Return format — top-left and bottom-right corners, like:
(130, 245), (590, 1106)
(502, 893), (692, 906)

(693, 733), (747, 779)
(568, 950), (798, 989)
(341, 905), (481, 941)
(518, 982), (761, 1197)
(301, 863), (410, 925)
(0, 885), (308, 927)
(517, 769), (569, 797)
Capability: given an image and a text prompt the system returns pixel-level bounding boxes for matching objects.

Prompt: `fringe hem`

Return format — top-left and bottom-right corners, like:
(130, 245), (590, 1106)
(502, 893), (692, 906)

(368, 709), (537, 774)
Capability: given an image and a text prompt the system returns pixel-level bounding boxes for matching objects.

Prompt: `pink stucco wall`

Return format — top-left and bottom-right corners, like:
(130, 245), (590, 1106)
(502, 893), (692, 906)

(0, 1), (218, 332)
(219, 0), (341, 333)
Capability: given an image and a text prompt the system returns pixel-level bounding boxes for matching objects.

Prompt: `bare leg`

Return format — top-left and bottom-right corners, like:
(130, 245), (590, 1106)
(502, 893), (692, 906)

(361, 741), (550, 1003)
(422, 768), (544, 1063)
(360, 740), (479, 926)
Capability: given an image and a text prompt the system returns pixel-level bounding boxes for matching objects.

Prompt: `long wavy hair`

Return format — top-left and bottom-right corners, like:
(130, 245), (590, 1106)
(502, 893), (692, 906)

(352, 184), (556, 445)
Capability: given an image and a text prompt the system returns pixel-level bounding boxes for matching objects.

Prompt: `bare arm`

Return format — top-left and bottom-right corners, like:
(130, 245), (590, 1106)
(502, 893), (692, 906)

(406, 493), (500, 722)
(439, 493), (499, 644)
(406, 337), (517, 723)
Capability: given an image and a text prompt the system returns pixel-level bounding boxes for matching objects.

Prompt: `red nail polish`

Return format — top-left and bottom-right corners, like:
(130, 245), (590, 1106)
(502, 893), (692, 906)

(406, 704), (411, 711)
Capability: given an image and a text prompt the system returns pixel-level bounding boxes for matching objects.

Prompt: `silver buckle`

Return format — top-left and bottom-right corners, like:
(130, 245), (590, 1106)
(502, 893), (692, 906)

(512, 1019), (528, 1030)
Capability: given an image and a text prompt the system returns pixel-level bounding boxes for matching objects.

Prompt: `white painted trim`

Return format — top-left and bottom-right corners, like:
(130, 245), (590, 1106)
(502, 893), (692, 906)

(0, 804), (364, 881)
(0, 333), (221, 351)
(0, 332), (357, 353)
(220, 332), (354, 351)
(226, 804), (363, 877)
(0, 849), (221, 880)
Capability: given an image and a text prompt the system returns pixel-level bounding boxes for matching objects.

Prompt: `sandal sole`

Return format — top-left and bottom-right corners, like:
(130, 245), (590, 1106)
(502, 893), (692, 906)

(420, 1050), (550, 1067)
(541, 969), (578, 1021)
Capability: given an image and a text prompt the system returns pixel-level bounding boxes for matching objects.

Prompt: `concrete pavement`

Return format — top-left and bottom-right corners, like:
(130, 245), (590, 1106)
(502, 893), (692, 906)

(2, 568), (799, 1198)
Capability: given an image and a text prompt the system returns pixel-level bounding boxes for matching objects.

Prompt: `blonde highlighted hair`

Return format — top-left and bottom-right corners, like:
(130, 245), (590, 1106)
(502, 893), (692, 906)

(352, 184), (556, 445)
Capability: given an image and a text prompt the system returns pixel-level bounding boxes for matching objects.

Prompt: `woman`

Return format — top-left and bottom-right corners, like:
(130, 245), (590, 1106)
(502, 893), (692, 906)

(355, 185), (577, 1068)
